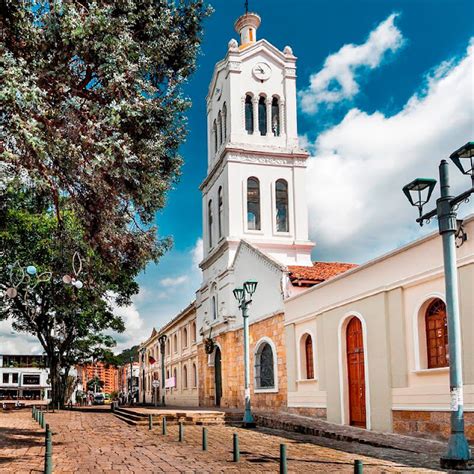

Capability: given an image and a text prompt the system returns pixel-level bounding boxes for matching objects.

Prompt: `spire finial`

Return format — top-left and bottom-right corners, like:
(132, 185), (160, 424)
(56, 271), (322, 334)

(245, 0), (249, 15)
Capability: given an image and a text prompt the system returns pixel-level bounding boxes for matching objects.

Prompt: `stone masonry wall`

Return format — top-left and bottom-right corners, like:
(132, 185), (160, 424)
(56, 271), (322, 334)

(393, 410), (474, 442)
(198, 313), (287, 410)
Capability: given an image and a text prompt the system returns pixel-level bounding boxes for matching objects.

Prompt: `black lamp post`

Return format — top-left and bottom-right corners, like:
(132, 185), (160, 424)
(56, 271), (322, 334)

(158, 334), (168, 406)
(403, 142), (473, 470)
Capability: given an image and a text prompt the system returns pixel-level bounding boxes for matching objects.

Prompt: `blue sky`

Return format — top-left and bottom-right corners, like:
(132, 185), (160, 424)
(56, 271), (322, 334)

(3, 0), (473, 353)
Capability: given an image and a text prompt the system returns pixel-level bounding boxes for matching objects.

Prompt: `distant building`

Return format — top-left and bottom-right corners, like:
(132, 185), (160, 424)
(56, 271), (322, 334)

(118, 362), (139, 399)
(76, 362), (119, 395)
(0, 354), (50, 401)
(139, 302), (198, 407)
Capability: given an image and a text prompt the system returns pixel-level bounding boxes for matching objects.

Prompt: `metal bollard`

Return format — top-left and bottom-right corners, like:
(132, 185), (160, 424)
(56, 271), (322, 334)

(162, 417), (167, 435)
(41, 411), (45, 429)
(354, 459), (363, 473)
(32, 406), (35, 419)
(148, 414), (153, 430)
(233, 433), (240, 462)
(44, 424), (53, 474)
(202, 427), (208, 451)
(280, 444), (287, 474)
(178, 422), (184, 442)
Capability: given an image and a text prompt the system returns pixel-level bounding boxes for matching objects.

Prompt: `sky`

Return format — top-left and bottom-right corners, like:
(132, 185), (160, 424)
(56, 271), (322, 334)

(2, 0), (473, 354)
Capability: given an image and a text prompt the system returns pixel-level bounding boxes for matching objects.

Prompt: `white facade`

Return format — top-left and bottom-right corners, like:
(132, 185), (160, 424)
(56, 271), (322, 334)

(0, 355), (50, 401)
(196, 12), (314, 343)
(139, 303), (199, 407)
(284, 215), (474, 434)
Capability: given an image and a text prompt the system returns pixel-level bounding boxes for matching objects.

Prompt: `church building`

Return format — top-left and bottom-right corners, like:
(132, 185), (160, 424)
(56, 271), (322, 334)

(195, 11), (354, 411)
(137, 10), (474, 445)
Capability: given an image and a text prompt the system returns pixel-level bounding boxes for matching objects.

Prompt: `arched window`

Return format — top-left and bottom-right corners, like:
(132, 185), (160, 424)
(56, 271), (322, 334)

(425, 299), (449, 369)
(173, 333), (178, 353)
(166, 369), (170, 379)
(166, 339), (170, 356)
(303, 334), (314, 379)
(247, 177), (261, 230)
(258, 96), (267, 135)
(173, 368), (177, 389)
(272, 96), (280, 136)
(217, 111), (222, 145)
(193, 363), (198, 387)
(208, 199), (213, 248)
(255, 342), (275, 389)
(212, 120), (217, 152)
(222, 102), (227, 140)
(218, 186), (223, 239)
(276, 179), (289, 232)
(183, 365), (188, 389)
(191, 321), (197, 343)
(245, 95), (253, 134)
(182, 327), (188, 348)
(211, 295), (217, 320)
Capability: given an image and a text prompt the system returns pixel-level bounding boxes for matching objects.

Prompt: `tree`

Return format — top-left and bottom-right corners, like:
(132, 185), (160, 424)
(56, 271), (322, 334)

(0, 185), (130, 405)
(0, 0), (211, 269)
(87, 376), (105, 393)
(0, 0), (210, 404)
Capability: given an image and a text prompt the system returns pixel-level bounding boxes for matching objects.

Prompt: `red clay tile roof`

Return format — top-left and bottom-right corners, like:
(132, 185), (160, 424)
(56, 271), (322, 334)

(288, 262), (358, 287)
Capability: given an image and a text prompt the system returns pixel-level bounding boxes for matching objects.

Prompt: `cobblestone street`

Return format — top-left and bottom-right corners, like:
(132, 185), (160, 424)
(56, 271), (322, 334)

(0, 410), (448, 473)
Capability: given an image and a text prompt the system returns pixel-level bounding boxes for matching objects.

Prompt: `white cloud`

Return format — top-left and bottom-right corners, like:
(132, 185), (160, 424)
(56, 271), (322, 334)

(159, 275), (189, 287)
(306, 41), (474, 263)
(299, 13), (404, 114)
(0, 318), (43, 354)
(112, 302), (143, 331)
(192, 238), (203, 267)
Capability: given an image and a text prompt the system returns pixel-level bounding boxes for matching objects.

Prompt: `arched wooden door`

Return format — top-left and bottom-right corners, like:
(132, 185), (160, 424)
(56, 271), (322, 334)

(346, 317), (366, 428)
(214, 347), (222, 407)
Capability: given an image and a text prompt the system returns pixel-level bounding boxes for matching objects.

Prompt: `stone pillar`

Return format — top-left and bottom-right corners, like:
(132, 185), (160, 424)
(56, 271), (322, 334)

(266, 97), (272, 136)
(279, 99), (285, 136)
(252, 96), (259, 135)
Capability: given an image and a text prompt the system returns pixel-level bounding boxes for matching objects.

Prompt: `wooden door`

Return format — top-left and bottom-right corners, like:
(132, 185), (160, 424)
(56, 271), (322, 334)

(346, 317), (366, 428)
(214, 347), (222, 407)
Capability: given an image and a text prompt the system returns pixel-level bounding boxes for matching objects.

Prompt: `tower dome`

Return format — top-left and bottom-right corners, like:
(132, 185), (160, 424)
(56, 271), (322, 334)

(234, 12), (261, 48)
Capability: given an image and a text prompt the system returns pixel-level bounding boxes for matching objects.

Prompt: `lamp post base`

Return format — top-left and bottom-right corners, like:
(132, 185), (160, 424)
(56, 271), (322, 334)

(440, 433), (471, 470)
(242, 407), (255, 428)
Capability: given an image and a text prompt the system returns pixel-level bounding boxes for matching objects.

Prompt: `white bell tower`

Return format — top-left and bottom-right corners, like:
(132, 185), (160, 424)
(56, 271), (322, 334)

(199, 11), (314, 284)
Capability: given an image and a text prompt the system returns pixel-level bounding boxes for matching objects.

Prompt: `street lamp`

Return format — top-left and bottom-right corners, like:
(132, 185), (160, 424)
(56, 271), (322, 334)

(450, 141), (474, 185)
(158, 334), (168, 407)
(403, 142), (473, 470)
(233, 279), (258, 427)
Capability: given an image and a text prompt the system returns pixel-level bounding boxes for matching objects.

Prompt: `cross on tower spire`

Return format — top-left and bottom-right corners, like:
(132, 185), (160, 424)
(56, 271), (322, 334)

(245, 0), (249, 15)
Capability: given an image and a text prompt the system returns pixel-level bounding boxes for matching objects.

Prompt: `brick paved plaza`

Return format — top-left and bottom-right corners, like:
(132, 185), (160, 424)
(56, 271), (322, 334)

(0, 409), (447, 473)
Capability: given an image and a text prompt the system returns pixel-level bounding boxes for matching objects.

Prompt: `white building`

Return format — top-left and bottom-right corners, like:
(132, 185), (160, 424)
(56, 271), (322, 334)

(195, 11), (354, 410)
(0, 354), (50, 401)
(284, 215), (474, 441)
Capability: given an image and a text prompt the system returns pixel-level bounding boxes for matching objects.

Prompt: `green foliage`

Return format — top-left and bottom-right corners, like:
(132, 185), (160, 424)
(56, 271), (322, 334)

(0, 0), (211, 269)
(87, 376), (105, 393)
(0, 0), (210, 404)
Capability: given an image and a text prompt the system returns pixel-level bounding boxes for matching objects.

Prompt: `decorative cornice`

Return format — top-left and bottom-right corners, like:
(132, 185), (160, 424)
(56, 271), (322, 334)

(200, 145), (309, 191)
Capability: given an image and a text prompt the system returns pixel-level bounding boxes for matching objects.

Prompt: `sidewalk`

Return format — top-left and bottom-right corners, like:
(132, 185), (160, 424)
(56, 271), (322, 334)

(0, 410), (444, 472)
(254, 411), (449, 455)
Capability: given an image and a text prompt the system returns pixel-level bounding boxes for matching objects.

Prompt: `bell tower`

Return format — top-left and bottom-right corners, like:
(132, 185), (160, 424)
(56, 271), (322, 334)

(200, 10), (314, 283)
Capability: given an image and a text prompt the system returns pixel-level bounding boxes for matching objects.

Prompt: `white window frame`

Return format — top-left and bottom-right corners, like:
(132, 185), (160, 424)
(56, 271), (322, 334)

(253, 337), (279, 394)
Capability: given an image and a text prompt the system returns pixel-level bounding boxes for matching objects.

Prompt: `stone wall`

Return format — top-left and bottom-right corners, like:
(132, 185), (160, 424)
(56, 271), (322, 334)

(285, 407), (327, 419)
(392, 410), (474, 442)
(198, 313), (287, 410)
